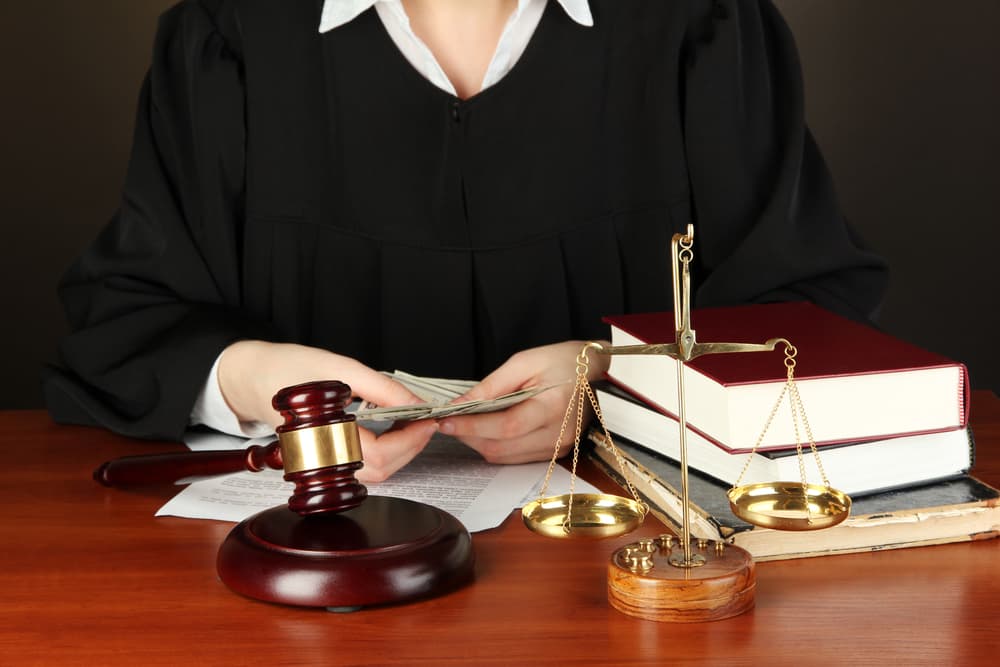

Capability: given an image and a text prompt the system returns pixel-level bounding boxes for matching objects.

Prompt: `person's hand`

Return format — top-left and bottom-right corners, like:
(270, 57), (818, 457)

(437, 340), (610, 464)
(217, 340), (437, 482)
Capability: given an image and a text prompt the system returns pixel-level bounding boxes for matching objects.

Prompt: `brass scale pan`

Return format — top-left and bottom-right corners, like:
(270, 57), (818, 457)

(523, 486), (850, 539)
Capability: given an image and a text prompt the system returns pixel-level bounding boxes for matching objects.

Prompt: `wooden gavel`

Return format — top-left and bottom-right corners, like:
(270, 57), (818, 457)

(95, 379), (475, 609)
(94, 380), (367, 514)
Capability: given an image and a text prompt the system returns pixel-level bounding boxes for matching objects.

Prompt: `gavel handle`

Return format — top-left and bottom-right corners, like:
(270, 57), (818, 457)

(93, 441), (283, 487)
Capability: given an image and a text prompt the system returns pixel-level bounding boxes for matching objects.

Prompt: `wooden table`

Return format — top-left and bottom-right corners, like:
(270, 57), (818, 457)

(2, 392), (998, 666)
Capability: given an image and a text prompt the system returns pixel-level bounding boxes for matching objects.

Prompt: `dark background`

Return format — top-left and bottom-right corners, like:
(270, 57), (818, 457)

(1, 0), (997, 410)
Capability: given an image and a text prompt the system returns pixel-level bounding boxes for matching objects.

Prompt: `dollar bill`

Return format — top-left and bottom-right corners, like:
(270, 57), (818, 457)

(355, 371), (563, 422)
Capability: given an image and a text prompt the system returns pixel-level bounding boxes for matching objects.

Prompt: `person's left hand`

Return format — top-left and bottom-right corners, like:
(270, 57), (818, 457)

(436, 340), (610, 464)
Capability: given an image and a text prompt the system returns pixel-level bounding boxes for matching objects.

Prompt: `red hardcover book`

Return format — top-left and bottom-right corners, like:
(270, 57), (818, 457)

(602, 302), (969, 453)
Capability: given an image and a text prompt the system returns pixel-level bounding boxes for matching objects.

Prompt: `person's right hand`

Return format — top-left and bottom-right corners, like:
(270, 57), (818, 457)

(217, 340), (437, 482)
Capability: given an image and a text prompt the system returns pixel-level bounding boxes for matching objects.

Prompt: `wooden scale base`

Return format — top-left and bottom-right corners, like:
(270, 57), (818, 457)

(607, 536), (755, 623)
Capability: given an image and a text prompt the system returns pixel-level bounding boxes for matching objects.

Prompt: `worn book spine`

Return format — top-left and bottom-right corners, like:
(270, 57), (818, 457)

(588, 437), (728, 540)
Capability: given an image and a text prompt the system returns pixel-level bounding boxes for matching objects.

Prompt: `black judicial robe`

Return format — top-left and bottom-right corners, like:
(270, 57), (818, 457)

(45, 0), (888, 440)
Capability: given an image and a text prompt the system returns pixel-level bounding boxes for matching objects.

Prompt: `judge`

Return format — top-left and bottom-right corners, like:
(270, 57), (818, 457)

(45, 0), (887, 481)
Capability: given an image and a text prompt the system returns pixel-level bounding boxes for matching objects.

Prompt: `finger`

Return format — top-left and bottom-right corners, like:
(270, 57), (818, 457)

(458, 352), (537, 402)
(438, 396), (549, 440)
(333, 360), (424, 407)
(355, 420), (437, 483)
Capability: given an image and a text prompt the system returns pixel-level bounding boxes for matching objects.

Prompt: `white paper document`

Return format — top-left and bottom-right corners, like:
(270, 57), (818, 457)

(156, 429), (599, 532)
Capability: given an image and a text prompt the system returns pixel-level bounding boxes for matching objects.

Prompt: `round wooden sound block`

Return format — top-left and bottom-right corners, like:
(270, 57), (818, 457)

(607, 536), (755, 622)
(217, 495), (474, 610)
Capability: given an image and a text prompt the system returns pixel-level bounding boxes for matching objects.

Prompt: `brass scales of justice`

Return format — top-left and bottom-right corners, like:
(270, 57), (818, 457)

(521, 225), (852, 623)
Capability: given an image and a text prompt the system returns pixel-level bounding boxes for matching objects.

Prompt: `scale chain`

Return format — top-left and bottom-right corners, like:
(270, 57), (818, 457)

(730, 341), (832, 492)
(535, 344), (596, 503)
(790, 377), (832, 488)
(731, 375), (789, 490)
(536, 343), (648, 533)
(582, 379), (647, 516)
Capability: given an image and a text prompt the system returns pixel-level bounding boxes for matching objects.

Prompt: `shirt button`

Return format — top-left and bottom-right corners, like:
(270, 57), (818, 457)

(451, 102), (461, 122)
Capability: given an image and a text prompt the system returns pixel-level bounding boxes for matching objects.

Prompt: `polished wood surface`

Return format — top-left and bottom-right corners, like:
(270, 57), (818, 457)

(2, 392), (999, 665)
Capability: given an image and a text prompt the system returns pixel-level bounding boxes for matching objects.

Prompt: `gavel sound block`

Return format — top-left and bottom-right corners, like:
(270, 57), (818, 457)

(96, 381), (474, 610)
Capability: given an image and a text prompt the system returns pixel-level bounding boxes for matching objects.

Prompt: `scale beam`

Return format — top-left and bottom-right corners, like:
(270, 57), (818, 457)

(600, 338), (787, 362)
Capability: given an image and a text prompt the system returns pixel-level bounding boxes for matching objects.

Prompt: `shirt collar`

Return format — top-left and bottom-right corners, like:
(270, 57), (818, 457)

(319, 0), (593, 33)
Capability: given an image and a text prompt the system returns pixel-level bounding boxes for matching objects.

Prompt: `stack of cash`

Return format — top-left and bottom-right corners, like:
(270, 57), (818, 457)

(355, 370), (560, 422)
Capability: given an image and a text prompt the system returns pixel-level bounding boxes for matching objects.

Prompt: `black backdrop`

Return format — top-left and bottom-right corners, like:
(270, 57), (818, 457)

(1, 0), (996, 410)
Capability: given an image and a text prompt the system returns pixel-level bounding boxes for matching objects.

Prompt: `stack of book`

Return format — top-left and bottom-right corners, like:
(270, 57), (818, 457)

(588, 301), (998, 560)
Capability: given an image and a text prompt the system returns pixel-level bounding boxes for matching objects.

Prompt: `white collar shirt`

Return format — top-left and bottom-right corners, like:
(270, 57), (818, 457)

(319, 0), (594, 97)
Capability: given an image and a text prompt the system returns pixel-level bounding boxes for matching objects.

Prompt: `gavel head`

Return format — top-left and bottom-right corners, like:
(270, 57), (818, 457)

(271, 380), (368, 516)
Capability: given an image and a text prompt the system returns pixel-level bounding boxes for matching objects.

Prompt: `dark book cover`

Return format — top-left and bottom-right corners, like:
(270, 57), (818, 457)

(590, 429), (994, 540)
